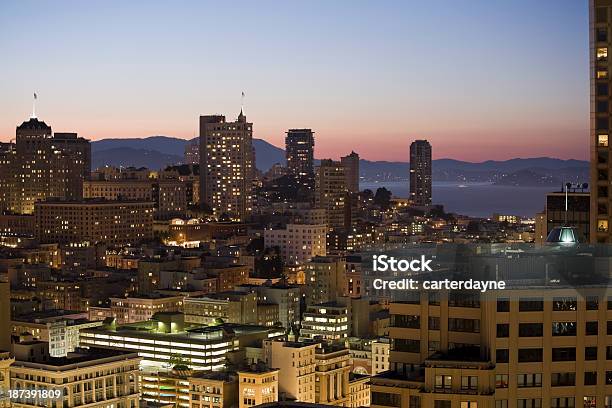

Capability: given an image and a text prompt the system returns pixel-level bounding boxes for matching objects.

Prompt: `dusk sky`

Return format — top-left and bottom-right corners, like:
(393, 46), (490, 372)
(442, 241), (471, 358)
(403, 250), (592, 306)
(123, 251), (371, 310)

(0, 0), (589, 162)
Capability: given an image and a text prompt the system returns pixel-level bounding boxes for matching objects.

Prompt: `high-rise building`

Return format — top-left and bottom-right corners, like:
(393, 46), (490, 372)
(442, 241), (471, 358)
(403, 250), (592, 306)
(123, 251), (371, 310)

(0, 118), (91, 214)
(341, 151), (360, 193)
(185, 140), (200, 165)
(315, 159), (347, 229)
(286, 129), (315, 191)
(591, 1), (612, 242)
(409, 140), (432, 206)
(199, 112), (254, 221)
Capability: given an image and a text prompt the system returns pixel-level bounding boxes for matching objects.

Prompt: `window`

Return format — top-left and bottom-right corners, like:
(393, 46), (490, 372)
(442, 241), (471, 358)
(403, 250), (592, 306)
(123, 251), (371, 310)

(429, 316), (440, 330)
(586, 321), (598, 335)
(517, 373), (542, 388)
(393, 339), (420, 353)
(585, 372), (597, 386)
(496, 324), (509, 338)
(518, 348), (543, 362)
(552, 348), (575, 362)
(608, 346), (612, 360)
(371, 392), (401, 407)
(393, 314), (420, 329)
(551, 398), (575, 408)
(435, 375), (452, 390)
(409, 396), (421, 408)
(598, 47), (608, 61)
(495, 401), (508, 408)
(552, 322), (577, 336)
(460, 403), (477, 408)
(596, 7), (608, 23)
(597, 28), (608, 42)
(584, 396), (596, 408)
(586, 296), (599, 310)
(495, 374), (508, 388)
(598, 70), (609, 79)
(551, 373), (575, 387)
(553, 297), (577, 311)
(598, 83), (609, 97)
(598, 100), (609, 113)
(519, 298), (543, 312)
(497, 298), (510, 312)
(517, 399), (541, 408)
(448, 318), (480, 333)
(607, 371), (612, 385)
(496, 349), (509, 363)
(608, 321), (612, 335)
(585, 347), (598, 361)
(519, 323), (543, 337)
(461, 376), (478, 390)
(435, 401), (451, 408)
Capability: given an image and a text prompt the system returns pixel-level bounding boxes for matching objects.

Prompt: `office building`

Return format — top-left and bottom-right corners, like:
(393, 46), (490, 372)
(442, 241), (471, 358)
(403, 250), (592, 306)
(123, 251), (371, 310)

(8, 347), (140, 408)
(238, 367), (279, 408)
(0, 118), (90, 215)
(409, 139), (432, 206)
(199, 112), (254, 221)
(370, 280), (612, 408)
(81, 313), (284, 371)
(341, 151), (360, 194)
(0, 352), (13, 408)
(315, 159), (347, 229)
(264, 224), (327, 265)
(300, 302), (349, 342)
(286, 129), (315, 191)
(263, 340), (317, 402)
(34, 199), (154, 246)
(183, 291), (258, 325)
(592, 1), (612, 242)
(99, 294), (185, 324)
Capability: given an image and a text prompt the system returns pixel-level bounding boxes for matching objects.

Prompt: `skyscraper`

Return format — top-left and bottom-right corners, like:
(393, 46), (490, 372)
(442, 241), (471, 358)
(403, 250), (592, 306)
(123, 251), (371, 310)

(591, 1), (612, 242)
(199, 111), (254, 221)
(341, 151), (360, 193)
(0, 117), (90, 214)
(315, 159), (347, 229)
(285, 129), (315, 190)
(409, 140), (432, 206)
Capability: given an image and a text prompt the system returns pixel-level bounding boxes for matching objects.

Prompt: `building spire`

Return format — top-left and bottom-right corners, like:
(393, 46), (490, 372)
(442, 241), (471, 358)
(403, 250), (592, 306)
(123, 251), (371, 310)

(238, 91), (246, 122)
(31, 92), (38, 119)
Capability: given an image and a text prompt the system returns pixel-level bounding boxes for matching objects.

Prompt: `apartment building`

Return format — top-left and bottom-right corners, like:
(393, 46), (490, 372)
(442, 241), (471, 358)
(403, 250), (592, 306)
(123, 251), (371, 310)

(263, 340), (317, 402)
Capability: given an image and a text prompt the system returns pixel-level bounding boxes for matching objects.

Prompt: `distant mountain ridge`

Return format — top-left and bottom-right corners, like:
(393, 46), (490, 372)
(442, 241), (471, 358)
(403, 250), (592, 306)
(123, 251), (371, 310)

(90, 136), (588, 186)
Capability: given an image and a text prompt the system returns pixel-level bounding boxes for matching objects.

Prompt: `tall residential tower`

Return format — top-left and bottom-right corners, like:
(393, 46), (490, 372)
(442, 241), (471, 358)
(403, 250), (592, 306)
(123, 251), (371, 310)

(409, 140), (432, 206)
(591, 1), (612, 242)
(286, 129), (315, 191)
(199, 111), (254, 221)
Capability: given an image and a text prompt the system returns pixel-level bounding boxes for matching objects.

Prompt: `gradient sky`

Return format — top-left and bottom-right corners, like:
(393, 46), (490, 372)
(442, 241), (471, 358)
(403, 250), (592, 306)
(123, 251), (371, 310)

(0, 0), (589, 161)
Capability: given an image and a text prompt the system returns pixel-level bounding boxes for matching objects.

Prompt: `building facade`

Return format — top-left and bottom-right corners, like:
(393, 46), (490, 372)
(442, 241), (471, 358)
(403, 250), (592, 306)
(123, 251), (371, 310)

(341, 151), (360, 194)
(264, 224), (327, 265)
(315, 160), (347, 230)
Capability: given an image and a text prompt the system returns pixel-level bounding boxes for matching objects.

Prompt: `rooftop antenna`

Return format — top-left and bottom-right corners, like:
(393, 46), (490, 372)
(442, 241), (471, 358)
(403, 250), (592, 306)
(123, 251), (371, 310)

(564, 182), (571, 225)
(241, 91), (245, 115)
(31, 92), (37, 119)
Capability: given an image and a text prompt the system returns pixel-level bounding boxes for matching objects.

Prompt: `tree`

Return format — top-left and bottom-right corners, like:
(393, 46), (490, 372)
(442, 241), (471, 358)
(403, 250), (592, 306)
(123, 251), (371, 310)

(374, 187), (392, 210)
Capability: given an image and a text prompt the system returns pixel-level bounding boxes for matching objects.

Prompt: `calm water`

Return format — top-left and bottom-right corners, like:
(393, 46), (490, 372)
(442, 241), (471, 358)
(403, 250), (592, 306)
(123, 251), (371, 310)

(360, 181), (553, 218)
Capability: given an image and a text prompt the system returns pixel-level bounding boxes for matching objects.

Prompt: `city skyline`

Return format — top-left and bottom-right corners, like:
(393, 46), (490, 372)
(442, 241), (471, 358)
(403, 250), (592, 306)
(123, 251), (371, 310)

(0, 0), (589, 162)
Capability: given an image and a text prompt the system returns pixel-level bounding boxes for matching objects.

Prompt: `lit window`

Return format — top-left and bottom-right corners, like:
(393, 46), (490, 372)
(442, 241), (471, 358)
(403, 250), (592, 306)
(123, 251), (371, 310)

(598, 70), (609, 79)
(599, 134), (609, 147)
(598, 219), (609, 233)
(598, 48), (608, 61)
